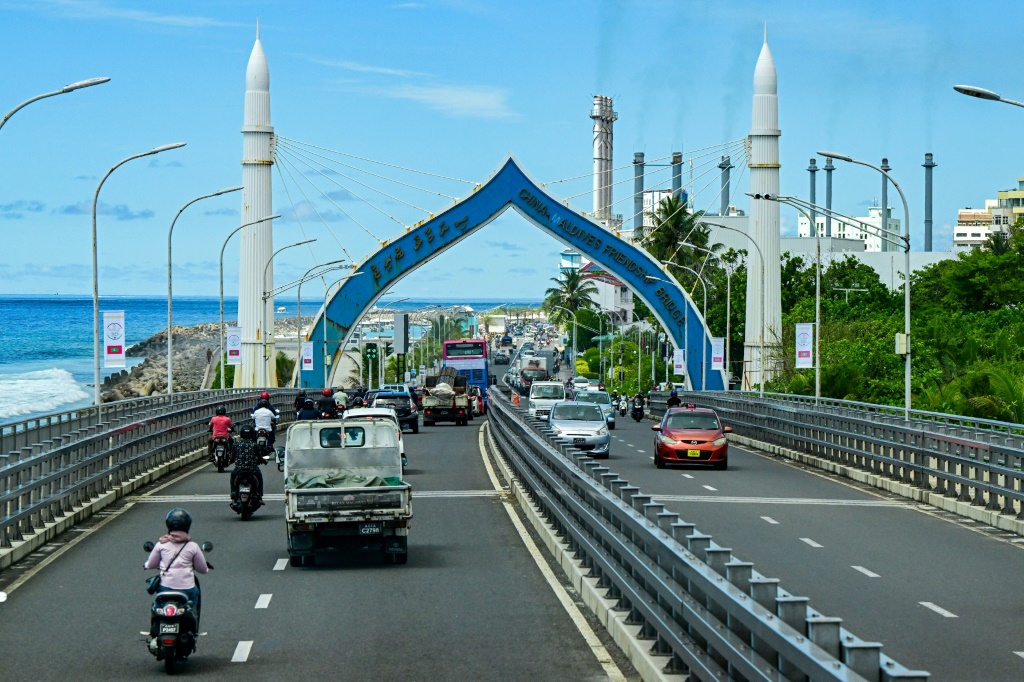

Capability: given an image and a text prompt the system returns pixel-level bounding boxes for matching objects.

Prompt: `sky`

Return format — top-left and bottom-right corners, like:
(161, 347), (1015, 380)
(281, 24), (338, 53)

(1, 0), (1022, 299)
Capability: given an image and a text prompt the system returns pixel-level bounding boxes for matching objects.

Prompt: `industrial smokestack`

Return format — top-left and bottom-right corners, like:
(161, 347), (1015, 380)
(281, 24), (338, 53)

(923, 153), (936, 252)
(807, 158), (818, 236)
(590, 95), (617, 222)
(880, 158), (891, 253)
(633, 152), (644, 235)
(824, 157), (834, 237)
(719, 155), (733, 216)
(671, 152), (683, 199)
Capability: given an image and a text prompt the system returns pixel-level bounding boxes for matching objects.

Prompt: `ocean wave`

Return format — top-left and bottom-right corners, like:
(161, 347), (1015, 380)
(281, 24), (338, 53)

(0, 368), (91, 420)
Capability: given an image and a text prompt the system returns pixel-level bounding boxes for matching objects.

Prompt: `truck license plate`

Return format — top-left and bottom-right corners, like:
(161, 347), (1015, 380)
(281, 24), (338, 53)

(160, 623), (179, 634)
(359, 522), (382, 535)
(687, 449), (701, 457)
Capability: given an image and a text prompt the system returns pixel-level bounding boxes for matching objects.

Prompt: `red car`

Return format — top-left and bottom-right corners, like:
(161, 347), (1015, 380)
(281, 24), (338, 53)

(651, 405), (732, 470)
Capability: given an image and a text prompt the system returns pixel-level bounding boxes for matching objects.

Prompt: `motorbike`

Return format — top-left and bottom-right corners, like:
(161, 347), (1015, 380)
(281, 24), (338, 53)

(275, 446), (286, 472)
(618, 398), (628, 417)
(630, 398), (645, 423)
(211, 436), (231, 473)
(233, 469), (263, 521)
(143, 541), (213, 675)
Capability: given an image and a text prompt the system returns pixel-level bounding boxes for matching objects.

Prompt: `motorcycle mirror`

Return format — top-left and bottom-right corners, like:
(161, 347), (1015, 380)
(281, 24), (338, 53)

(143, 541), (155, 552)
(201, 542), (213, 552)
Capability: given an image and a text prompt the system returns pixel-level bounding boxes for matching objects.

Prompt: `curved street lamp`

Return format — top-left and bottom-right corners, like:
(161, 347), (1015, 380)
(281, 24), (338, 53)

(261, 240), (317, 385)
(953, 85), (1024, 109)
(92, 142), (186, 406)
(661, 261), (708, 390)
(166, 186), (243, 394)
(816, 150), (912, 421)
(0, 77), (110, 133)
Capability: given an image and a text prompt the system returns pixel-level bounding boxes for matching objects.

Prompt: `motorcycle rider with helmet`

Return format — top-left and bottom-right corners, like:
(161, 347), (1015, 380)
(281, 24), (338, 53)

(207, 405), (234, 460)
(230, 425), (265, 509)
(316, 388), (338, 418)
(666, 390), (682, 408)
(144, 509), (209, 626)
(251, 392), (279, 448)
(293, 389), (307, 413)
(296, 398), (321, 421)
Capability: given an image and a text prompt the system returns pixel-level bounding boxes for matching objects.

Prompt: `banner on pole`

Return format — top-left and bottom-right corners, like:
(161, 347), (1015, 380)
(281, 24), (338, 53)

(102, 310), (125, 368)
(226, 326), (243, 366)
(672, 349), (686, 376)
(796, 323), (814, 368)
(711, 338), (725, 370)
(300, 342), (314, 372)
(394, 313), (409, 354)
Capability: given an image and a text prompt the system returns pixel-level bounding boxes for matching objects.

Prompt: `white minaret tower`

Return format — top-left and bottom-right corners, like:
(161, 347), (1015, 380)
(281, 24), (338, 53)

(238, 23), (275, 387)
(743, 29), (782, 389)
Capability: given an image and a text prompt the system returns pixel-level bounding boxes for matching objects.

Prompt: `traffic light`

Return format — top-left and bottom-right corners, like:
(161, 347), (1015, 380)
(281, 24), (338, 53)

(385, 342), (394, 356)
(366, 343), (378, 360)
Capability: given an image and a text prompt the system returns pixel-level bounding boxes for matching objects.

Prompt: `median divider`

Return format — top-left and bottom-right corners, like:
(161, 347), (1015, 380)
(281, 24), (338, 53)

(486, 388), (929, 681)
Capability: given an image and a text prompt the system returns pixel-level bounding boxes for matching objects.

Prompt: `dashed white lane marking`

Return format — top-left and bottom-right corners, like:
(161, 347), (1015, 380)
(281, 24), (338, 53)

(255, 594), (272, 609)
(636, 450), (645, 454)
(851, 565), (880, 578)
(919, 602), (958, 618)
(626, 443), (636, 448)
(1013, 651), (1024, 660)
(479, 425), (625, 681)
(800, 538), (823, 548)
(654, 495), (904, 506)
(232, 641), (253, 662)
(761, 516), (779, 525)
(273, 559), (288, 571)
(137, 490), (499, 502)
(681, 474), (694, 479)
(702, 485), (717, 492)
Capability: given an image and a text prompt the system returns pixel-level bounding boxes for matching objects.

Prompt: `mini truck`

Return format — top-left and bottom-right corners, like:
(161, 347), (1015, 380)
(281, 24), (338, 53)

(421, 367), (471, 426)
(283, 416), (412, 566)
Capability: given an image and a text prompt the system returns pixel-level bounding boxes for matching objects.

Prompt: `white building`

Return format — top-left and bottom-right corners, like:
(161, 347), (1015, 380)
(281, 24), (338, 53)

(556, 250), (635, 324)
(954, 207), (996, 251)
(797, 205), (900, 253)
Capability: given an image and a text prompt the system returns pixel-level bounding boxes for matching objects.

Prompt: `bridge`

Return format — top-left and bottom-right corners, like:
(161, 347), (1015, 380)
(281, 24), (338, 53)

(4, 383), (1024, 680)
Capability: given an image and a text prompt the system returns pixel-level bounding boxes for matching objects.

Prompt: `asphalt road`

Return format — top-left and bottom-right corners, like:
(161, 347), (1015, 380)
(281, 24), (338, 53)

(596, 412), (1024, 681)
(0, 418), (621, 682)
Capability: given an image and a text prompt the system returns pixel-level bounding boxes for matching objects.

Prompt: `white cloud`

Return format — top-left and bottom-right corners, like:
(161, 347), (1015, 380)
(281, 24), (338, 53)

(374, 83), (518, 119)
(300, 55), (429, 79)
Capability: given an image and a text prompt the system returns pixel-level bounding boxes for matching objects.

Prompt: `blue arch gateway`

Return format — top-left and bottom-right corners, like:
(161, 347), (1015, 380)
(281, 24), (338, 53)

(301, 157), (726, 391)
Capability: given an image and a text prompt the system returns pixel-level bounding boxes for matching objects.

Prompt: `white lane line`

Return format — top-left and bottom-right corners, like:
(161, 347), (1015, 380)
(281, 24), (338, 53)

(761, 516), (779, 525)
(626, 443), (636, 448)
(681, 474), (694, 479)
(851, 565), (880, 578)
(1013, 651), (1024, 660)
(273, 559), (288, 571)
(479, 425), (625, 681)
(255, 594), (272, 609)
(919, 602), (958, 618)
(636, 450), (645, 454)
(702, 485), (717, 492)
(800, 538), (823, 548)
(654, 495), (905, 506)
(232, 641), (253, 662)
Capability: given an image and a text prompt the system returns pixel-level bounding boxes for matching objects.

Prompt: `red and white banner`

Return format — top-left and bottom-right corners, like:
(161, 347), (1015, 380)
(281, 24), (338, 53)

(226, 326), (243, 366)
(300, 341), (314, 372)
(711, 337), (725, 370)
(103, 310), (126, 368)
(672, 349), (686, 376)
(795, 323), (814, 369)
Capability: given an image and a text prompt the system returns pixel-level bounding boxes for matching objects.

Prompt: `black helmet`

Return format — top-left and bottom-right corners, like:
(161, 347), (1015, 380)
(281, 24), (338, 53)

(257, 399), (270, 409)
(298, 389), (306, 397)
(165, 508), (192, 533)
(304, 399), (314, 408)
(240, 424), (256, 440)
(215, 405), (227, 416)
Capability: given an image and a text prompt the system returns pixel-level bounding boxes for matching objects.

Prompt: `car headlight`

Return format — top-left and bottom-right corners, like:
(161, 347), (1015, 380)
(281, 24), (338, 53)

(661, 434), (678, 445)
(713, 437), (727, 446)
(596, 426), (608, 436)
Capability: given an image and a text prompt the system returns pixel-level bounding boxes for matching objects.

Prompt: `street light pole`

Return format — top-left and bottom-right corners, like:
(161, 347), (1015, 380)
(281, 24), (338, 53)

(219, 214), (281, 389)
(166, 186), (242, 395)
(92, 142), (186, 406)
(260, 240), (316, 386)
(818, 150), (912, 421)
(553, 306), (577, 376)
(661, 261), (708, 390)
(953, 84), (1024, 109)
(0, 77), (110, 133)
(689, 224), (765, 396)
(294, 260), (348, 385)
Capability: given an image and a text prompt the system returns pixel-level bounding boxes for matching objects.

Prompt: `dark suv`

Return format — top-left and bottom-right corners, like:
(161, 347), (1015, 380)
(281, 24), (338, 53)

(373, 391), (419, 433)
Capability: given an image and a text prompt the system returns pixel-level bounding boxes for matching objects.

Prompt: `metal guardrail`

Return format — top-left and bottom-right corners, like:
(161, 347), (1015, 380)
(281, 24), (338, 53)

(672, 392), (1024, 519)
(487, 389), (928, 681)
(0, 388), (264, 459)
(1, 389), (297, 549)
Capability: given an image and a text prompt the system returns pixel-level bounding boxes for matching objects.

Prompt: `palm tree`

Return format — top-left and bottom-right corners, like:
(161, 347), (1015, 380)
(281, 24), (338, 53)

(543, 270), (598, 324)
(636, 194), (719, 268)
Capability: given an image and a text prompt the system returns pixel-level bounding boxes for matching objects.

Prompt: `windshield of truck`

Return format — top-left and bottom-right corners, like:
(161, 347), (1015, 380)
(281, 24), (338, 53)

(551, 404), (604, 421)
(523, 369), (547, 381)
(319, 426), (366, 448)
(531, 384), (565, 400)
(575, 391), (611, 406)
(665, 413), (720, 430)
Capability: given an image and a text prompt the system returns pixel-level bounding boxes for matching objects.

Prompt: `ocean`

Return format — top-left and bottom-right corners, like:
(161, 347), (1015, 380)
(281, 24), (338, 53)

(0, 295), (540, 425)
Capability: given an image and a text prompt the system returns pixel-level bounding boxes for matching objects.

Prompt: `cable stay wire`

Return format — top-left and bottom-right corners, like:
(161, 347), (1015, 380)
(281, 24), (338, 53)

(278, 143), (429, 219)
(274, 160), (334, 265)
(276, 148), (381, 246)
(277, 136), (477, 186)
(678, 150), (751, 253)
(276, 146), (403, 237)
(276, 138), (459, 202)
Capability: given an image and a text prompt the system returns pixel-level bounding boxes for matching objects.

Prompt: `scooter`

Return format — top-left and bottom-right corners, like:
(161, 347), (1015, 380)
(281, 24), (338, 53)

(232, 470), (263, 521)
(618, 398), (628, 417)
(143, 541), (213, 675)
(211, 436), (231, 473)
(631, 398), (645, 423)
